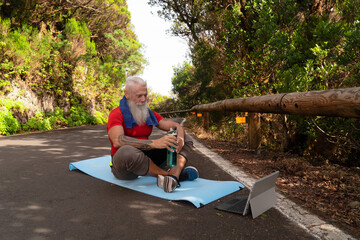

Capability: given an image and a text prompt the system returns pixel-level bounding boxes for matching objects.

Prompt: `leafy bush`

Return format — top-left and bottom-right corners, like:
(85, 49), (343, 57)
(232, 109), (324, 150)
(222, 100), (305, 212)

(0, 109), (20, 135)
(48, 107), (68, 127)
(0, 98), (26, 113)
(67, 106), (96, 127)
(94, 110), (108, 125)
(0, 98), (24, 135)
(22, 111), (51, 132)
(21, 105), (99, 132)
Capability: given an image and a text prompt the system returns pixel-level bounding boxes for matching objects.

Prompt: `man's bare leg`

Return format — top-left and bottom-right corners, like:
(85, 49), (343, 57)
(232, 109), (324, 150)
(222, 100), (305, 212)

(146, 154), (186, 179)
(147, 160), (169, 177)
(167, 154), (186, 179)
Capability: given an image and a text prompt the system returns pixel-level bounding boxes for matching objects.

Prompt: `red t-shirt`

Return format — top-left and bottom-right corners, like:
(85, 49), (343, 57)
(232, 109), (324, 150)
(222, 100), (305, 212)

(106, 107), (163, 156)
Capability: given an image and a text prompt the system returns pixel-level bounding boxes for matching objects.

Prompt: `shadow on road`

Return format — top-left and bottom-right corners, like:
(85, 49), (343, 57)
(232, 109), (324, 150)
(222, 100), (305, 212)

(0, 124), (315, 239)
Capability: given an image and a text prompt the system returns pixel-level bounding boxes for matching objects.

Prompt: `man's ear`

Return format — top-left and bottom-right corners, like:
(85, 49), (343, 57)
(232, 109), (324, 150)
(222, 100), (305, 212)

(124, 90), (129, 99)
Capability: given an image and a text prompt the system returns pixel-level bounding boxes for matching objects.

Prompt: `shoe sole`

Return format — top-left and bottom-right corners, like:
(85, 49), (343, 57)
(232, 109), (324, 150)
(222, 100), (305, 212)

(157, 175), (177, 193)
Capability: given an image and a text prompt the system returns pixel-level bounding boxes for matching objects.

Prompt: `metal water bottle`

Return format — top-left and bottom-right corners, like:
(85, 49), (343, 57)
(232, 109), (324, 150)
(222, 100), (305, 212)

(166, 127), (177, 167)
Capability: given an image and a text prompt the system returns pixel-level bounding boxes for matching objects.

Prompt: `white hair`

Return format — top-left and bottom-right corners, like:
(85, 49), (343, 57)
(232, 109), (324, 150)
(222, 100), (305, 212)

(125, 76), (147, 92)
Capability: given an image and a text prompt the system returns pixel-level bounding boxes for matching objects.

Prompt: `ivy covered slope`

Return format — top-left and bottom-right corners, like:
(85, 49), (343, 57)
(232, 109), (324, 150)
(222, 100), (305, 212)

(151, 0), (360, 166)
(0, 0), (146, 135)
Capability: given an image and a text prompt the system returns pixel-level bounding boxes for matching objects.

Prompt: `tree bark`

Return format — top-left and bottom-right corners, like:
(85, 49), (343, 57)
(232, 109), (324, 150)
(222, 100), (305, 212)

(190, 87), (360, 118)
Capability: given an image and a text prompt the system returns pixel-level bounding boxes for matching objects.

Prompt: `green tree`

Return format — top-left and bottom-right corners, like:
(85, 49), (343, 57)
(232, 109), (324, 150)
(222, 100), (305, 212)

(152, 0), (360, 165)
(0, 0), (146, 135)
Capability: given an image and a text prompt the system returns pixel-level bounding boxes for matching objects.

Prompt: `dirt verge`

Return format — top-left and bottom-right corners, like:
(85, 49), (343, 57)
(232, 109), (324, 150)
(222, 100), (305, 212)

(190, 134), (360, 238)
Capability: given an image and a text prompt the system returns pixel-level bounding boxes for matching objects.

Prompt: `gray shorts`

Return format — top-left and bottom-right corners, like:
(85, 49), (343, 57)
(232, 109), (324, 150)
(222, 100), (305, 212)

(111, 135), (194, 180)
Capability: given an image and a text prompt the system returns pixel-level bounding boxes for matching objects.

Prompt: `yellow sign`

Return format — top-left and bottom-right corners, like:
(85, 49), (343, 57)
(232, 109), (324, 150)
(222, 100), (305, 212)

(236, 116), (246, 124)
(197, 113), (203, 117)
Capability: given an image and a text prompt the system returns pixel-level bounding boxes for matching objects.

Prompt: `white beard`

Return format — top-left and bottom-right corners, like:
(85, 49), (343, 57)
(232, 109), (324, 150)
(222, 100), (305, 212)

(128, 100), (149, 126)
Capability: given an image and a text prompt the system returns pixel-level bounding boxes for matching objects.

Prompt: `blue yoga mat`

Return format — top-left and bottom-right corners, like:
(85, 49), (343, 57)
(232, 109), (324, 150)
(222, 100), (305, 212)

(69, 156), (244, 208)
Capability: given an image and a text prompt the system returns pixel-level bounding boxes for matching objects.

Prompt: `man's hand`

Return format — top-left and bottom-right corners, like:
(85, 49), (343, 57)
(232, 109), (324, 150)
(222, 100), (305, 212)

(176, 136), (184, 153)
(157, 118), (186, 153)
(152, 134), (178, 152)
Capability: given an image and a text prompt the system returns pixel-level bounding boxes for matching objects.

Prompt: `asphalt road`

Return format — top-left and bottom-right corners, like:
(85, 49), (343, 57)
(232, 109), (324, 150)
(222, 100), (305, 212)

(0, 122), (316, 240)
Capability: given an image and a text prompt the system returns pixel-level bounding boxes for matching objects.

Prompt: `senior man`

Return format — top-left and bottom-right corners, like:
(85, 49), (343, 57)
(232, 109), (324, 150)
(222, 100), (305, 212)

(107, 76), (198, 193)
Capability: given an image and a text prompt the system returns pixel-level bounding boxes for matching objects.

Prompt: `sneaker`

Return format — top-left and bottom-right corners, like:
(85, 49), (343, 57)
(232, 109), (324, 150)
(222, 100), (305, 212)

(157, 175), (180, 193)
(179, 166), (199, 182)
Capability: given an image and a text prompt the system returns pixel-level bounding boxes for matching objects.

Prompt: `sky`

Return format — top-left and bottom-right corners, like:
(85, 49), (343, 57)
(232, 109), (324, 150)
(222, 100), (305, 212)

(126, 0), (189, 96)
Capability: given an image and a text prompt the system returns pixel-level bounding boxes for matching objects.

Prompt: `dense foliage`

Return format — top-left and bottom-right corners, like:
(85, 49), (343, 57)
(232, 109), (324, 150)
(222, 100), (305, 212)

(150, 0), (360, 166)
(1, 0), (359, 165)
(0, 0), (146, 135)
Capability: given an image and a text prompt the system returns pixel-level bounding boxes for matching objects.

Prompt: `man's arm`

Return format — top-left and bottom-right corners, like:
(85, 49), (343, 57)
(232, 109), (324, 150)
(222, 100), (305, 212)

(108, 125), (177, 151)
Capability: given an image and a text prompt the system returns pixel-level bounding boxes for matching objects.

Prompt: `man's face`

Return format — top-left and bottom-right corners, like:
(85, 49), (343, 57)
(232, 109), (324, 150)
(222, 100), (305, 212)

(126, 82), (147, 105)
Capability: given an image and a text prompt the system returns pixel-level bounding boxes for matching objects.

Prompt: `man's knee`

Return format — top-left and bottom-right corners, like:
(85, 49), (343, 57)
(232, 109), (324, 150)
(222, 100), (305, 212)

(117, 145), (138, 161)
(179, 135), (194, 162)
(113, 145), (149, 176)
